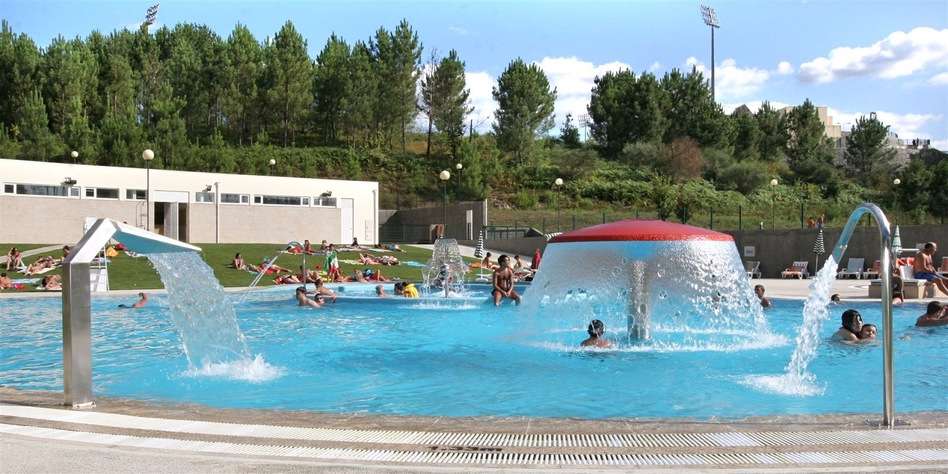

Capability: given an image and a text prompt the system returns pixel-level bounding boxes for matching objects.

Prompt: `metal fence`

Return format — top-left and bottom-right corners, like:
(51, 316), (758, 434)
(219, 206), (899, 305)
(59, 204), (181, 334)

(379, 224), (432, 243)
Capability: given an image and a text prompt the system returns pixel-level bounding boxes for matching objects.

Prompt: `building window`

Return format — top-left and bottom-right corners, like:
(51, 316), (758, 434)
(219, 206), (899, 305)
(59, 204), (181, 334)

(85, 187), (119, 199)
(195, 192), (215, 203)
(126, 189), (147, 200)
(221, 193), (249, 204)
(254, 195), (307, 206)
(15, 183), (72, 197)
(301, 197), (310, 206)
(315, 197), (337, 207)
(3, 184), (13, 194)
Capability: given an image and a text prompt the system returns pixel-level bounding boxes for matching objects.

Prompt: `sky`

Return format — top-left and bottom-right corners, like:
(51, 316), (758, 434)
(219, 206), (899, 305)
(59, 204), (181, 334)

(4, 0), (948, 148)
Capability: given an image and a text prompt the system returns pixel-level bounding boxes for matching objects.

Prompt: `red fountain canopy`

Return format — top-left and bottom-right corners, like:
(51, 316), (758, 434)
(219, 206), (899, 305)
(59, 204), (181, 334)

(549, 219), (733, 243)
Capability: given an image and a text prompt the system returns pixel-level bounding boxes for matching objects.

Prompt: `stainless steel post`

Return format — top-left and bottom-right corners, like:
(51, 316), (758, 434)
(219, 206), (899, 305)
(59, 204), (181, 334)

(145, 161), (151, 232)
(63, 260), (94, 408)
(831, 203), (894, 427)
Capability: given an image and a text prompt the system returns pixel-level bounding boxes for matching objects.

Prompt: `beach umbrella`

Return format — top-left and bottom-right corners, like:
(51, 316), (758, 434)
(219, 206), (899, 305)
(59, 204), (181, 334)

(812, 228), (825, 270)
(474, 230), (484, 258)
(891, 225), (902, 257)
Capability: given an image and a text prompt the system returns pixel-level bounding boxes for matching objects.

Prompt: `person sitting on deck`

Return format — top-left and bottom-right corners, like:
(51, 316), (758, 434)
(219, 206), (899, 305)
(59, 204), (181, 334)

(531, 248), (542, 272)
(0, 272), (12, 290)
(858, 323), (877, 341)
(492, 255), (521, 306)
(303, 240), (315, 255)
(119, 292), (148, 309)
(916, 301), (948, 327)
(363, 268), (390, 282)
(481, 252), (496, 270)
(359, 253), (381, 265)
(5, 247), (24, 271)
(295, 286), (322, 308)
(25, 256), (56, 275)
(319, 240), (330, 251)
(352, 237), (360, 248)
(61, 245), (71, 262)
(274, 274), (301, 285)
(912, 242), (948, 296)
(581, 319), (612, 348)
(754, 284), (772, 308)
(832, 309), (863, 342)
(350, 269), (369, 283)
(40, 274), (62, 291)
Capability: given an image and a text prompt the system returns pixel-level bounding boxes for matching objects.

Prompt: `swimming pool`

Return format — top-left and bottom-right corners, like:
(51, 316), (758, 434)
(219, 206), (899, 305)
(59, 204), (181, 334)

(1, 286), (945, 419)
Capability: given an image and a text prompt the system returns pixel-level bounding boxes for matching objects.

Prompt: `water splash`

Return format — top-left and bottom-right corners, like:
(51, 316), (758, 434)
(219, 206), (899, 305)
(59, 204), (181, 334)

(743, 255), (839, 396)
(147, 253), (281, 381)
(422, 238), (469, 298)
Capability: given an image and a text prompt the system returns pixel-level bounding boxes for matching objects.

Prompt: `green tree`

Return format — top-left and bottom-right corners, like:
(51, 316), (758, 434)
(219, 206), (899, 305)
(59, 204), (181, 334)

(312, 34), (350, 144)
(371, 20), (422, 150)
(0, 20), (42, 130)
(588, 70), (664, 158)
(647, 176), (678, 221)
(929, 160), (948, 221)
(559, 113), (581, 148)
(660, 68), (728, 147)
(844, 114), (896, 185)
(755, 101), (789, 162)
(785, 99), (835, 184)
(492, 58), (556, 162)
(731, 108), (761, 161)
(17, 89), (63, 161)
(342, 41), (377, 146)
(420, 49), (471, 158)
(264, 21), (313, 146)
(223, 24), (263, 145)
(42, 36), (98, 137)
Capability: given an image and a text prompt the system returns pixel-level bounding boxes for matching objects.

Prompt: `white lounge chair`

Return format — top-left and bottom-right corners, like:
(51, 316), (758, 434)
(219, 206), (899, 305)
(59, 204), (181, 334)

(837, 258), (864, 279)
(781, 261), (810, 279)
(744, 260), (761, 279)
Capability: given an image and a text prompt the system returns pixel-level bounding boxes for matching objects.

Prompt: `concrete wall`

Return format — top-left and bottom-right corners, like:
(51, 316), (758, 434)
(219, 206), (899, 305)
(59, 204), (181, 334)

(381, 201), (488, 242)
(0, 195), (140, 243)
(485, 236), (547, 258)
(727, 224), (948, 278)
(188, 203), (341, 244)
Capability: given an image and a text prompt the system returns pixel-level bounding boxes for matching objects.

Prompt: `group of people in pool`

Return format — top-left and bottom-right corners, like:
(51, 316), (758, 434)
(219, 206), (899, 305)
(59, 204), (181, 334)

(832, 301), (947, 342)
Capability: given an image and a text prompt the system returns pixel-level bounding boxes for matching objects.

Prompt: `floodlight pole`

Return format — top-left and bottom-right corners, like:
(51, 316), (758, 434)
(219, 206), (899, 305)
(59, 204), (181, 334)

(710, 25), (715, 100)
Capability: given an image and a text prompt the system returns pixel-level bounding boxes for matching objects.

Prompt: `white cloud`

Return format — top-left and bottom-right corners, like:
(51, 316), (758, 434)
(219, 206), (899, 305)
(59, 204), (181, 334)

(928, 72), (948, 85)
(828, 108), (942, 139)
(465, 70), (496, 130)
(533, 56), (631, 126)
(777, 61), (794, 75)
(931, 139), (948, 151)
(798, 27), (948, 83)
(448, 25), (468, 36)
(685, 57), (770, 99)
(649, 61), (663, 72)
(721, 100), (792, 115)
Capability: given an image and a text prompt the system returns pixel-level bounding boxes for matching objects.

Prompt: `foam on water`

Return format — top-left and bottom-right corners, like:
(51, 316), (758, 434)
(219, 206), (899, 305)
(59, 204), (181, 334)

(147, 252), (282, 379)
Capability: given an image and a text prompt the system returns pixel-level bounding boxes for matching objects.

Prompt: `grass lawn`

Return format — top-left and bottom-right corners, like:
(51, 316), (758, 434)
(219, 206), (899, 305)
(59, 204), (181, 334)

(1, 243), (465, 292)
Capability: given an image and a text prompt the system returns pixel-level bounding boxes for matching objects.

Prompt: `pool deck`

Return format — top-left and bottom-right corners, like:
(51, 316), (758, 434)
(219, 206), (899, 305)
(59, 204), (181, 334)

(1, 388), (946, 471)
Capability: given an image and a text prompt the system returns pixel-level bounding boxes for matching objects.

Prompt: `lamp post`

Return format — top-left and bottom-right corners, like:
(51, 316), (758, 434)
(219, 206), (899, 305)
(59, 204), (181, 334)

(142, 149), (154, 232)
(70, 150), (78, 163)
(699, 4), (720, 101)
(554, 178), (563, 232)
(892, 178), (901, 225)
(268, 158), (276, 176)
(770, 178), (778, 231)
(455, 162), (463, 195)
(439, 170), (451, 238)
(214, 182), (221, 243)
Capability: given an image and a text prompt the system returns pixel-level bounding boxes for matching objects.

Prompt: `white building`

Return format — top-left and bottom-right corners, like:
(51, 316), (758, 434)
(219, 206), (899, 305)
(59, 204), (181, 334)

(0, 159), (379, 245)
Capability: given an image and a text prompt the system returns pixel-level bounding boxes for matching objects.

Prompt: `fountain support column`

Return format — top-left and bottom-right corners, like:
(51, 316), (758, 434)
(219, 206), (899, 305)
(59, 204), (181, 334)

(628, 260), (650, 340)
(61, 218), (201, 409)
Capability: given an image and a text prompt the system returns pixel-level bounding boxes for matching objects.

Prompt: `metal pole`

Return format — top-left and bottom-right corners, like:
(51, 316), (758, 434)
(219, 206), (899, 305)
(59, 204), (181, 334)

(711, 26), (715, 101)
(771, 194), (776, 231)
(214, 182), (220, 243)
(738, 205), (742, 231)
(145, 161), (151, 232)
(441, 181), (447, 238)
(710, 206), (714, 229)
(800, 201), (805, 229)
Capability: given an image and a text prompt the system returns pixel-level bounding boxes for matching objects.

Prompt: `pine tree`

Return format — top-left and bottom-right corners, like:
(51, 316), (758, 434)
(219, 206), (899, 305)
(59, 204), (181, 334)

(420, 49), (471, 158)
(264, 21), (313, 147)
(223, 24), (263, 145)
(844, 114), (896, 185)
(559, 113), (581, 148)
(371, 20), (422, 150)
(492, 58), (556, 162)
(312, 34), (350, 144)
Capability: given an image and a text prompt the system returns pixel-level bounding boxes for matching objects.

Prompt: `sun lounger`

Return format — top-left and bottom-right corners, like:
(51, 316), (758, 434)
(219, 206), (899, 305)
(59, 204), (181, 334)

(781, 261), (809, 279)
(836, 258), (864, 279)
(862, 260), (881, 279)
(744, 260), (761, 279)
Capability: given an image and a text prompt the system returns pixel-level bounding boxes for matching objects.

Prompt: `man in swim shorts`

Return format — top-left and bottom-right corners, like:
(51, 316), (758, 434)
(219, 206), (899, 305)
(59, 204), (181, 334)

(912, 242), (948, 295)
(492, 255), (520, 306)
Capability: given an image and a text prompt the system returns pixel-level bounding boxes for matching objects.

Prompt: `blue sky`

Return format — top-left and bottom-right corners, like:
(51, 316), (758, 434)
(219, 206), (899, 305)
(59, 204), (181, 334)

(5, 0), (948, 147)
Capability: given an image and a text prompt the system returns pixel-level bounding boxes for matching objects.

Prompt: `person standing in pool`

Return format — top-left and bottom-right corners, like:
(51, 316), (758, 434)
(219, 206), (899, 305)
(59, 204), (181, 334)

(581, 319), (612, 348)
(296, 286), (322, 308)
(832, 309), (863, 342)
(916, 301), (948, 327)
(492, 255), (520, 306)
(119, 292), (148, 309)
(754, 284), (772, 308)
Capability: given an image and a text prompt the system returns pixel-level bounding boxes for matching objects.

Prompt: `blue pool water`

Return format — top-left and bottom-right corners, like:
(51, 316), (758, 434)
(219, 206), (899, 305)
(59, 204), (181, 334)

(1, 285), (945, 419)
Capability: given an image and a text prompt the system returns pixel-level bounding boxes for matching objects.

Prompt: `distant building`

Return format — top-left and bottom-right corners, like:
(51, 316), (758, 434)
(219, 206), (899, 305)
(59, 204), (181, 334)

(834, 113), (932, 167)
(0, 159), (379, 245)
(778, 105), (842, 139)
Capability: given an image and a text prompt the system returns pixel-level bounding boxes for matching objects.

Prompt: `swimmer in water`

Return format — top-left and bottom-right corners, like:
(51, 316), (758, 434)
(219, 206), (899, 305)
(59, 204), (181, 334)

(295, 286), (322, 308)
(375, 284), (387, 297)
(858, 323), (877, 341)
(580, 319), (612, 348)
(832, 309), (863, 342)
(118, 292), (148, 309)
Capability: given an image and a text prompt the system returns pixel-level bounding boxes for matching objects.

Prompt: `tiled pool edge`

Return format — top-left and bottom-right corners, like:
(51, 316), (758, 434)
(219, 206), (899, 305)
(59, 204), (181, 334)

(3, 403), (947, 469)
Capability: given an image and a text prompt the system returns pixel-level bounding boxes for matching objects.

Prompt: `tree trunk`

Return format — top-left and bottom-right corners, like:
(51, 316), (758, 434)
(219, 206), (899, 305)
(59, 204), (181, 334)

(426, 114), (432, 159)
